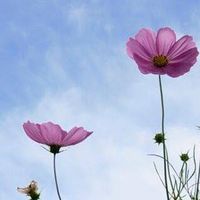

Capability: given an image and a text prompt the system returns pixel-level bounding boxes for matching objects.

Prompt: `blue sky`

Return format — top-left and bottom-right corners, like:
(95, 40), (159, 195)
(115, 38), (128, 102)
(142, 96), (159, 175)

(1, 0), (200, 199)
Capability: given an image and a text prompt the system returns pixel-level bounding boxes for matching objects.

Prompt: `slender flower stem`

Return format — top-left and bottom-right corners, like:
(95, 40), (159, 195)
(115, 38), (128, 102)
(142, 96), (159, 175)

(158, 75), (170, 200)
(195, 160), (200, 199)
(53, 154), (62, 200)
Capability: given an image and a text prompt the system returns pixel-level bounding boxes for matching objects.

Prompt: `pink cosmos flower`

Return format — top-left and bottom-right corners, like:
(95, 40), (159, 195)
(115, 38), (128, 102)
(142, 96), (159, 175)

(126, 27), (199, 77)
(23, 121), (92, 154)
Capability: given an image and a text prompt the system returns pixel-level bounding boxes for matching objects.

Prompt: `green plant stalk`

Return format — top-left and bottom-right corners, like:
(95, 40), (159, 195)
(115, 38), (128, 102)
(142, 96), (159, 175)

(53, 154), (62, 200)
(158, 75), (170, 200)
(195, 161), (200, 200)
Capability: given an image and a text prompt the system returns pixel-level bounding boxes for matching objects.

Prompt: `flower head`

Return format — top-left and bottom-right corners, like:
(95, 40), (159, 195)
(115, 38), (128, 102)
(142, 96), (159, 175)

(126, 27), (199, 77)
(17, 180), (40, 200)
(23, 121), (93, 154)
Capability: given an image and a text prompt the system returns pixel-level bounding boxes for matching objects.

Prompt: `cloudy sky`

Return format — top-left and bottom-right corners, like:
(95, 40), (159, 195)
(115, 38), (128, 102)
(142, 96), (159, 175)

(1, 0), (200, 199)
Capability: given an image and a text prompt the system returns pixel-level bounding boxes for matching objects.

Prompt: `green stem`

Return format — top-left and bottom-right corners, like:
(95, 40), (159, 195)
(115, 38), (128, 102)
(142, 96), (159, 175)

(158, 75), (170, 200)
(195, 161), (200, 200)
(53, 154), (62, 200)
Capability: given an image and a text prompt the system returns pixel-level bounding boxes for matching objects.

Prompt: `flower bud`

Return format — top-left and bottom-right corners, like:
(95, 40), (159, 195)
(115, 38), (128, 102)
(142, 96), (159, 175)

(180, 153), (189, 162)
(154, 133), (165, 145)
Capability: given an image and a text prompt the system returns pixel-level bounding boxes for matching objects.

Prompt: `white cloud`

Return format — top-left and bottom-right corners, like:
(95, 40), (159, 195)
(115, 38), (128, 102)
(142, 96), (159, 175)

(45, 45), (68, 81)
(64, 4), (89, 31)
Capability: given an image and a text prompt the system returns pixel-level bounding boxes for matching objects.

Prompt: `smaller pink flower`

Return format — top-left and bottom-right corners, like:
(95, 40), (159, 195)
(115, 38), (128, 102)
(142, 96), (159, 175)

(23, 121), (93, 154)
(126, 27), (199, 77)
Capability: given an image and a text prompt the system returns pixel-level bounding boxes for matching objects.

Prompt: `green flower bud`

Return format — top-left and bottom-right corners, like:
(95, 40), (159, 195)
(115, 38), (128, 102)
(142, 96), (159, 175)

(180, 153), (189, 162)
(154, 133), (165, 145)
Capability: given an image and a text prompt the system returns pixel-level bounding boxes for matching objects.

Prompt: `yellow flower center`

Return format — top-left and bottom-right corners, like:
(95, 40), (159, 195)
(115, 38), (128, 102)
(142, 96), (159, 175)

(153, 55), (168, 67)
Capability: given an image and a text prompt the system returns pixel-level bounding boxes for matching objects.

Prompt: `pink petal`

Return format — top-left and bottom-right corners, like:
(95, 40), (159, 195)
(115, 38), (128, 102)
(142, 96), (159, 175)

(132, 54), (165, 75)
(165, 62), (193, 78)
(39, 122), (64, 145)
(132, 54), (153, 74)
(165, 48), (199, 77)
(137, 64), (153, 74)
(126, 38), (153, 74)
(170, 48), (199, 64)
(23, 121), (46, 144)
(61, 127), (92, 146)
(168, 35), (197, 59)
(156, 27), (176, 55)
(61, 127), (82, 145)
(127, 38), (152, 61)
(141, 65), (166, 75)
(135, 28), (157, 56)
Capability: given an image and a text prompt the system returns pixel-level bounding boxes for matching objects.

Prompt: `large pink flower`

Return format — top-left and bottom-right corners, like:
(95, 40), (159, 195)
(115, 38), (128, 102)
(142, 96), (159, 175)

(23, 121), (93, 154)
(126, 27), (199, 77)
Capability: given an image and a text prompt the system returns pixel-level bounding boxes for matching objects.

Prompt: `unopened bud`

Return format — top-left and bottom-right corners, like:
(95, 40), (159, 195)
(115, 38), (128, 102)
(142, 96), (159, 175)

(154, 133), (165, 145)
(180, 153), (189, 162)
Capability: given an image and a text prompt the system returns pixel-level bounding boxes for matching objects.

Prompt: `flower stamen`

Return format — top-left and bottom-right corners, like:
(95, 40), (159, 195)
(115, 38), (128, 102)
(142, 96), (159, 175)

(153, 55), (168, 67)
